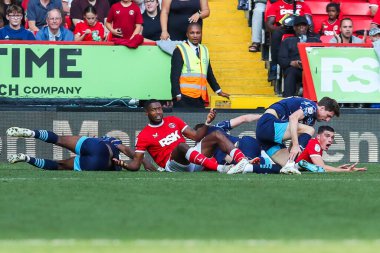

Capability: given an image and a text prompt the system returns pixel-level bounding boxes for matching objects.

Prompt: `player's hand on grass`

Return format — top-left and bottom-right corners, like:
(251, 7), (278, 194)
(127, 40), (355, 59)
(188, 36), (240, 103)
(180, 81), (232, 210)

(339, 162), (367, 172)
(289, 145), (301, 161)
(143, 162), (157, 172)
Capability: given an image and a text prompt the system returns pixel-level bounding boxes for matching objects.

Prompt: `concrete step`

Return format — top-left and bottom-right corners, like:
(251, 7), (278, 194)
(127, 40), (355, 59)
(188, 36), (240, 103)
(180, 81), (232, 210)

(220, 86), (274, 95)
(217, 77), (270, 86)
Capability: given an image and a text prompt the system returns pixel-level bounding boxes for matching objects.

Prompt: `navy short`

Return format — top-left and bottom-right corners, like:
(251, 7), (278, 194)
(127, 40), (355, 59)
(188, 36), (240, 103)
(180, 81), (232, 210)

(74, 137), (114, 171)
(256, 113), (288, 156)
(237, 136), (261, 160)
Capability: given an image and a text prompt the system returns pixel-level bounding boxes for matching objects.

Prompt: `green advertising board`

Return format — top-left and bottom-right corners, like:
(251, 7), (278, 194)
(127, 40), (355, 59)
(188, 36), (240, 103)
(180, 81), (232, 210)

(0, 44), (171, 100)
(306, 47), (380, 103)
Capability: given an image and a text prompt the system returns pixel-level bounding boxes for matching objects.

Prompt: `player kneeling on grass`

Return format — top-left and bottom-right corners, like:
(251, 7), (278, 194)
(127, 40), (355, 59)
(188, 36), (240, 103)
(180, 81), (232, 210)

(6, 128), (156, 171)
(112, 99), (252, 173)
(295, 125), (367, 172)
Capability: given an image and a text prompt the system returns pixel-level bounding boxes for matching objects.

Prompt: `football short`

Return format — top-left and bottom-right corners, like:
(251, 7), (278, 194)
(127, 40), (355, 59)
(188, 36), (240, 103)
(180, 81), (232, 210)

(256, 113), (288, 156)
(74, 137), (113, 171)
(164, 142), (203, 172)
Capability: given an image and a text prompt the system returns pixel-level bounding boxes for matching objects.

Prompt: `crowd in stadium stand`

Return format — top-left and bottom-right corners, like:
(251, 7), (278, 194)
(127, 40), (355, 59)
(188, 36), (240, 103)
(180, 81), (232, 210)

(241, 0), (378, 108)
(0, 0), (379, 108)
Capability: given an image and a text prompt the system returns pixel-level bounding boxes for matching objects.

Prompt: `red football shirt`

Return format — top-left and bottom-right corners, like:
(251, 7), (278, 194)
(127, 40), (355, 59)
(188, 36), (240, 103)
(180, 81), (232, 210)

(74, 21), (105, 41)
(320, 19), (340, 36)
(135, 116), (188, 168)
(296, 138), (323, 163)
(106, 2), (143, 39)
(266, 0), (312, 24)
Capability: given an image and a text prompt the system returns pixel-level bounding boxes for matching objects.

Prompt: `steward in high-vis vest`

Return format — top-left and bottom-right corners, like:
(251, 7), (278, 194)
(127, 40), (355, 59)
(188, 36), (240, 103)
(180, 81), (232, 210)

(170, 23), (230, 108)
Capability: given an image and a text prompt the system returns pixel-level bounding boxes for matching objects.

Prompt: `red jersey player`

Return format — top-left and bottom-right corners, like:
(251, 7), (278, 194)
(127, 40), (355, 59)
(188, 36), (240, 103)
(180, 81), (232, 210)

(113, 99), (252, 173)
(296, 126), (366, 172)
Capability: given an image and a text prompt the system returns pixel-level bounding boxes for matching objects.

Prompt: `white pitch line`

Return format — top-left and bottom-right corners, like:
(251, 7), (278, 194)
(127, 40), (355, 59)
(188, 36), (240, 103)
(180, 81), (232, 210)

(0, 239), (379, 246)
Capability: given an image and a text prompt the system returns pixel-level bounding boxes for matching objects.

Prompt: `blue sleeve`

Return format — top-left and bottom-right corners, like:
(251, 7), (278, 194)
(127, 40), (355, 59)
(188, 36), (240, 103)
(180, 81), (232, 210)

(214, 120), (232, 132)
(35, 30), (43, 40)
(27, 0), (36, 21)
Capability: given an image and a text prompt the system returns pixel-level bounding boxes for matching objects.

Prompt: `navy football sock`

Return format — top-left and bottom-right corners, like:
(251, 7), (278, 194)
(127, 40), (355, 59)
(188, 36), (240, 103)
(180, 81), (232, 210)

(27, 157), (58, 170)
(33, 130), (58, 144)
(298, 133), (312, 151)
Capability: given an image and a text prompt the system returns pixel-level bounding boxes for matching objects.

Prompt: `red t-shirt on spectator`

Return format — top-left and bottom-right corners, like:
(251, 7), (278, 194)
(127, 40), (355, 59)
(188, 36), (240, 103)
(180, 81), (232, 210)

(320, 19), (340, 36)
(295, 138), (323, 163)
(266, 0), (312, 25)
(106, 2), (143, 39)
(74, 20), (105, 41)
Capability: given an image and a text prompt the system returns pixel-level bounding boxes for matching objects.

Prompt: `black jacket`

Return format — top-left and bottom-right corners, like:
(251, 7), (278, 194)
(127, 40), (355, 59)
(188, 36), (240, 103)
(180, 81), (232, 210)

(278, 34), (321, 69)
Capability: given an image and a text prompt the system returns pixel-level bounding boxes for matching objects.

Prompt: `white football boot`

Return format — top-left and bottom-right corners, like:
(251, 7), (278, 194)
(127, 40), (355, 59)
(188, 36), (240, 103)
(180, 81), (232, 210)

(280, 160), (301, 175)
(227, 159), (250, 174)
(6, 127), (34, 138)
(8, 153), (28, 164)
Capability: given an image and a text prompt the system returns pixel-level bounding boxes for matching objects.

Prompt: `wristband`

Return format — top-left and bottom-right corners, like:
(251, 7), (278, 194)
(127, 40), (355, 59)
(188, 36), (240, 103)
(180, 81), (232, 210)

(205, 121), (211, 126)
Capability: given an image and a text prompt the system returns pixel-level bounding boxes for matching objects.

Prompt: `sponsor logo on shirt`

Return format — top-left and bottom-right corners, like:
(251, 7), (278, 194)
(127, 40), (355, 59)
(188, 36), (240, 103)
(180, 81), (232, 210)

(116, 10), (120, 14)
(158, 130), (181, 147)
(153, 133), (158, 138)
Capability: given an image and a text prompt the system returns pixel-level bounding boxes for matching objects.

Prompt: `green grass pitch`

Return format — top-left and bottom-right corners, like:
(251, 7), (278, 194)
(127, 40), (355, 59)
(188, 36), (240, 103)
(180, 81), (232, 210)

(0, 163), (379, 253)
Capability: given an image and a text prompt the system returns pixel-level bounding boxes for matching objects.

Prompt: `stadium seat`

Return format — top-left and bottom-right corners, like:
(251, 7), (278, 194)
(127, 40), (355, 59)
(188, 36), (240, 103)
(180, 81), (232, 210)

(312, 14), (329, 34)
(340, 2), (371, 16)
(306, 1), (331, 15)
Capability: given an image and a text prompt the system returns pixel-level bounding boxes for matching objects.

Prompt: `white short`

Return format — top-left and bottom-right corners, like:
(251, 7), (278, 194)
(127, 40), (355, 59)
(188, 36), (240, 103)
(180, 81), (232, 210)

(164, 142), (204, 172)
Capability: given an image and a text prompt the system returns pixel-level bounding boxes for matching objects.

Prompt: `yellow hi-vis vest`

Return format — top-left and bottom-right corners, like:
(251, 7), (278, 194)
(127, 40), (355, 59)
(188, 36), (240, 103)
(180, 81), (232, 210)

(177, 42), (209, 100)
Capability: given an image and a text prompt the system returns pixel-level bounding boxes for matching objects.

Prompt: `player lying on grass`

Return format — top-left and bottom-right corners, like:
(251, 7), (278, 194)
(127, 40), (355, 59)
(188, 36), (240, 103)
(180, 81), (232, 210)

(112, 99), (252, 173)
(295, 125), (367, 172)
(256, 96), (340, 173)
(194, 114), (298, 174)
(6, 129), (156, 171)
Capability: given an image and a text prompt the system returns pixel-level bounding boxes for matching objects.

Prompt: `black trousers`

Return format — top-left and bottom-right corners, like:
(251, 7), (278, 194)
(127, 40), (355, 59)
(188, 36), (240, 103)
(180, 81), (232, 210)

(283, 66), (302, 97)
(270, 28), (294, 65)
(173, 94), (205, 108)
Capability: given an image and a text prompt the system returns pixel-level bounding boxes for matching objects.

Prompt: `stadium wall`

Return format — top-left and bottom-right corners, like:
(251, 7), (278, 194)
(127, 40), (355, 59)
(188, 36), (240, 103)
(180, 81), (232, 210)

(1, 110), (379, 163)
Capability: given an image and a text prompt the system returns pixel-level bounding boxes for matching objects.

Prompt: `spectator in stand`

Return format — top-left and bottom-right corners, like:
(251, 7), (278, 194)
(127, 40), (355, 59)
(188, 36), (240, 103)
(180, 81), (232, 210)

(319, 2), (340, 36)
(248, 0), (266, 52)
(105, 0), (144, 48)
(74, 5), (104, 41)
(1, 0), (20, 28)
(265, 0), (313, 81)
(160, 0), (209, 41)
(36, 8), (74, 40)
(142, 0), (161, 42)
(171, 23), (229, 108)
(0, 4), (35, 40)
(70, 0), (109, 26)
(369, 0), (379, 17)
(330, 18), (364, 43)
(27, 0), (62, 32)
(278, 16), (321, 97)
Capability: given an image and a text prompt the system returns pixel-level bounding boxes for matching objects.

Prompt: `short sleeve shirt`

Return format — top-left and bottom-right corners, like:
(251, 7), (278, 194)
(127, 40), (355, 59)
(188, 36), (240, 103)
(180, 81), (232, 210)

(269, 97), (317, 126)
(266, 0), (312, 25)
(295, 138), (322, 163)
(135, 116), (188, 168)
(320, 19), (340, 36)
(74, 20), (105, 41)
(27, 0), (62, 28)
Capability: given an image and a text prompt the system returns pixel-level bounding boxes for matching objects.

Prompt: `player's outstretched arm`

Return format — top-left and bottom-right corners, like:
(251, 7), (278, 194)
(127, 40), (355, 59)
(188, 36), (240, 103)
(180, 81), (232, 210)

(312, 156), (367, 172)
(112, 152), (144, 171)
(117, 144), (157, 171)
(229, 114), (261, 129)
(183, 108), (217, 142)
(288, 109), (305, 161)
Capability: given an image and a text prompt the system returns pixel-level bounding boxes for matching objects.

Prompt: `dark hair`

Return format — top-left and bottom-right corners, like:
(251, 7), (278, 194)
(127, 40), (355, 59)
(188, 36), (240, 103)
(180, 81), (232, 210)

(318, 125), (335, 134)
(6, 4), (22, 15)
(318, 97), (340, 117)
(340, 17), (352, 27)
(187, 22), (202, 32)
(83, 5), (97, 16)
(326, 2), (340, 14)
(0, 0), (17, 18)
(143, 99), (161, 110)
